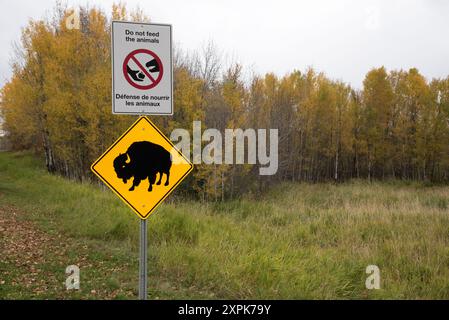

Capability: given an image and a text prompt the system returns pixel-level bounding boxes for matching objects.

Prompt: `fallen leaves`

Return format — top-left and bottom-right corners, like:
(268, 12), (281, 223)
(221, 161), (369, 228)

(0, 205), (64, 296)
(0, 205), (137, 300)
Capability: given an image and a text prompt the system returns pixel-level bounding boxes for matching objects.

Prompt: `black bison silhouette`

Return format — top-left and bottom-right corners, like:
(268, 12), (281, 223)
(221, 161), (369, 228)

(113, 141), (172, 192)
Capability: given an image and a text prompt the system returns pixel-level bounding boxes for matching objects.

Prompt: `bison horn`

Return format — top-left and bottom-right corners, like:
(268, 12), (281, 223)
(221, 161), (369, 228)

(125, 154), (130, 164)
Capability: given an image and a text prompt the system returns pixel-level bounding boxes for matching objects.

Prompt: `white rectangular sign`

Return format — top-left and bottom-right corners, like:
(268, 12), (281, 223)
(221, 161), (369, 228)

(112, 21), (173, 115)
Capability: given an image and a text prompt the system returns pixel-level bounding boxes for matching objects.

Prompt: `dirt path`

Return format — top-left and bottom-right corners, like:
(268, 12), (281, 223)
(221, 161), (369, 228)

(0, 205), (136, 299)
(0, 205), (70, 298)
(0, 202), (199, 300)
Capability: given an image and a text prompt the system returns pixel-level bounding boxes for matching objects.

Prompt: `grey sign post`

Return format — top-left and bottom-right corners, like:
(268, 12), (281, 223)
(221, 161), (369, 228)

(111, 20), (174, 301)
(139, 219), (148, 300)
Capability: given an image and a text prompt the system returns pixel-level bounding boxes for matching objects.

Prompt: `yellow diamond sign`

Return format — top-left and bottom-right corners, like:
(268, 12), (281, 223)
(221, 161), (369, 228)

(91, 117), (193, 219)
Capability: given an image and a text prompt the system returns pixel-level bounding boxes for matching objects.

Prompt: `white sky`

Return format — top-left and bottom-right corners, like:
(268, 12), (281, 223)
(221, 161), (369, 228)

(0, 0), (448, 89)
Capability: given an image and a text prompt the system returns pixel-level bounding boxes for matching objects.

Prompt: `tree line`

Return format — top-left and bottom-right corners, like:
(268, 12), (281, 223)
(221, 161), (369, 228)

(1, 4), (448, 200)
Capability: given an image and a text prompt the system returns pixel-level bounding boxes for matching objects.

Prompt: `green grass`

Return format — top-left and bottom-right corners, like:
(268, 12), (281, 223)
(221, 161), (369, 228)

(1, 151), (449, 299)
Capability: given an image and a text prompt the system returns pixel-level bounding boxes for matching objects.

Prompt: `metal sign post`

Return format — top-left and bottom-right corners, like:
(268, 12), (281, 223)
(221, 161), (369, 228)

(139, 219), (148, 300)
(98, 20), (190, 301)
(91, 117), (193, 300)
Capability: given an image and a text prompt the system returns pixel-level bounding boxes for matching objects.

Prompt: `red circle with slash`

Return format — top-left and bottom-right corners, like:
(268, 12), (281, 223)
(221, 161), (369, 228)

(122, 49), (164, 90)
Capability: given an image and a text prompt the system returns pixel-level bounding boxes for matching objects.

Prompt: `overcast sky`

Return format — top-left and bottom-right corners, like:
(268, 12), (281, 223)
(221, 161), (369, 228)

(1, 0), (448, 89)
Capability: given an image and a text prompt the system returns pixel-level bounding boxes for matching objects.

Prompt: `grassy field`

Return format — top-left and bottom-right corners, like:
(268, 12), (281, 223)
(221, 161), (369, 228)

(1, 152), (449, 299)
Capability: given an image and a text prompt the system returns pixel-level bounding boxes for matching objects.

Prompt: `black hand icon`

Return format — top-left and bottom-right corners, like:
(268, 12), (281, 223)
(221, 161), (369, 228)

(127, 65), (145, 82)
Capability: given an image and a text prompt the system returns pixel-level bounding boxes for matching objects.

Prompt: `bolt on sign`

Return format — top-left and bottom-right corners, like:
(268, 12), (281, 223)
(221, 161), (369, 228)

(91, 117), (193, 219)
(112, 21), (173, 115)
